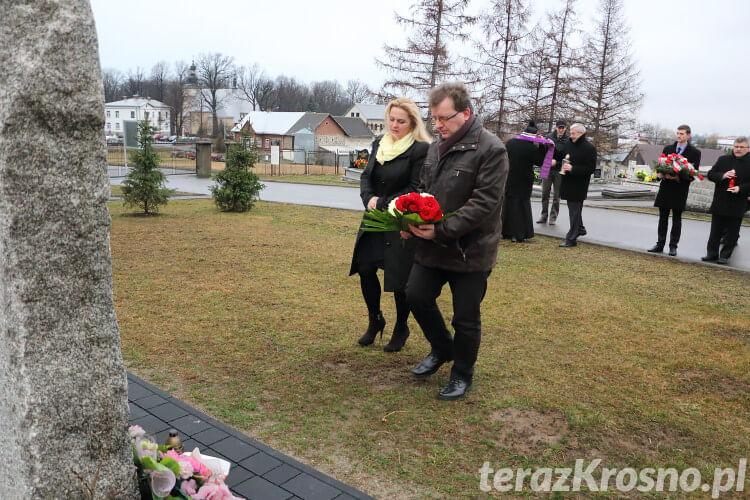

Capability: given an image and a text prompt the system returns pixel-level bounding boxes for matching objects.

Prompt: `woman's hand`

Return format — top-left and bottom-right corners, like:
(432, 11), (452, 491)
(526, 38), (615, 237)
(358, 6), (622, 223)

(409, 223), (436, 240)
(723, 170), (736, 180)
(367, 196), (379, 210)
(400, 230), (412, 240)
(727, 186), (740, 194)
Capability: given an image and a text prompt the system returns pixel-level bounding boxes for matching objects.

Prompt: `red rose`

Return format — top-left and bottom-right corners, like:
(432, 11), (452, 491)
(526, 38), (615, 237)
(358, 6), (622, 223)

(418, 196), (443, 222)
(400, 192), (423, 213)
(394, 194), (410, 212)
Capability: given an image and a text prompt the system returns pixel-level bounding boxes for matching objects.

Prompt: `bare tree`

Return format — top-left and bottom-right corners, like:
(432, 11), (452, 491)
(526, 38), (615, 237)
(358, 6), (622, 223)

(345, 80), (374, 105)
(164, 61), (190, 136)
(102, 68), (124, 102)
(149, 61), (169, 102)
(471, 0), (530, 135)
(236, 63), (275, 111)
(196, 52), (235, 137)
(270, 76), (311, 111)
(515, 27), (554, 129)
(573, 0), (643, 153)
(125, 67), (146, 97)
(376, 0), (475, 110)
(639, 122), (675, 145)
(544, 0), (577, 133)
(311, 80), (348, 114)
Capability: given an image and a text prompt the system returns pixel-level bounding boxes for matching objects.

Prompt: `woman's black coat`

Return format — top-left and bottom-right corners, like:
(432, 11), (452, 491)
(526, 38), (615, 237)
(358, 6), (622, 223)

(654, 142), (701, 210)
(707, 153), (750, 217)
(349, 136), (429, 291)
(504, 137), (547, 199)
(560, 134), (597, 201)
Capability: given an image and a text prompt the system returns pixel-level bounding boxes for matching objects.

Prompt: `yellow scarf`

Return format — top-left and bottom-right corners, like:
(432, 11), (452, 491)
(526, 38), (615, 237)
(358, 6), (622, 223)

(376, 132), (415, 164)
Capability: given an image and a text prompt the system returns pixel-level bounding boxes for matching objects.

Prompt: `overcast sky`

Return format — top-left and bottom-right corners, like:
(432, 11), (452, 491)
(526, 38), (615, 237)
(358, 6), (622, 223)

(90, 0), (749, 136)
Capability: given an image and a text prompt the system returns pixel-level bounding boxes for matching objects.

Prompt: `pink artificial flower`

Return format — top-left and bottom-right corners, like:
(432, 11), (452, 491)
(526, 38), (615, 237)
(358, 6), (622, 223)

(191, 482), (242, 500)
(181, 478), (199, 496)
(174, 451), (212, 479)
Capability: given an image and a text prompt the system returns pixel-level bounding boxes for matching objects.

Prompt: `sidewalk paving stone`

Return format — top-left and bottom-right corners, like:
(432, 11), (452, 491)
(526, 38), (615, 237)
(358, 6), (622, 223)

(127, 372), (373, 500)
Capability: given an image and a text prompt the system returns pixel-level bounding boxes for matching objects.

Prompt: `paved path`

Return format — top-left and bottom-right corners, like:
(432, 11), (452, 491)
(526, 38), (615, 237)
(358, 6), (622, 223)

(128, 372), (373, 500)
(111, 175), (750, 272)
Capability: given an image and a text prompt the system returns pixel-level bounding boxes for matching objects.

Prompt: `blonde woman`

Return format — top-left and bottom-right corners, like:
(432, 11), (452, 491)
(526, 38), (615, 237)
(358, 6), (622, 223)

(349, 98), (432, 352)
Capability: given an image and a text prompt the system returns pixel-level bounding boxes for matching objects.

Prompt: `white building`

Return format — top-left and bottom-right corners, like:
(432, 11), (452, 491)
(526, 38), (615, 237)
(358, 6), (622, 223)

(345, 103), (387, 134)
(104, 96), (171, 136)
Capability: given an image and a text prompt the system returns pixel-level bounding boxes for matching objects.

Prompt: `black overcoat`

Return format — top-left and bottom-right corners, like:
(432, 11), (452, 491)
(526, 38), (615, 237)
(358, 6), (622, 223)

(559, 135), (597, 201)
(349, 137), (429, 291)
(654, 142), (701, 210)
(504, 137), (547, 199)
(707, 153), (750, 217)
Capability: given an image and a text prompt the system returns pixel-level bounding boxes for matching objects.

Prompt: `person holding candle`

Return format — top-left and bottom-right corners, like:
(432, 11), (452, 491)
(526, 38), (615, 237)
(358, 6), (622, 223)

(701, 137), (750, 265)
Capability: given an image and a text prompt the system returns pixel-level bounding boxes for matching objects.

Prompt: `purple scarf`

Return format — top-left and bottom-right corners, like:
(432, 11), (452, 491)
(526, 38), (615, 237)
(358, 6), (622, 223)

(438, 113), (477, 156)
(515, 132), (555, 179)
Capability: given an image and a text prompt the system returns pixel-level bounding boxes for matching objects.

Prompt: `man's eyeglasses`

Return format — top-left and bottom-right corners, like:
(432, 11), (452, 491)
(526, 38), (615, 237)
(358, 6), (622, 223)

(431, 111), (460, 126)
(734, 145), (748, 149)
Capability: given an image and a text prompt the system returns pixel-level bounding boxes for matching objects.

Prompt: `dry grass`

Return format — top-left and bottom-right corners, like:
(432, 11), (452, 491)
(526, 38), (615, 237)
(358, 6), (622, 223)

(110, 200), (749, 498)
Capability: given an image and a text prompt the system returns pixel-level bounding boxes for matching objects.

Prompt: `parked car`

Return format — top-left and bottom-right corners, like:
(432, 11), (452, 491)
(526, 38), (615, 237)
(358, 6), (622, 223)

(211, 153), (225, 162)
(185, 149), (196, 160)
(170, 150), (186, 158)
(106, 136), (123, 146)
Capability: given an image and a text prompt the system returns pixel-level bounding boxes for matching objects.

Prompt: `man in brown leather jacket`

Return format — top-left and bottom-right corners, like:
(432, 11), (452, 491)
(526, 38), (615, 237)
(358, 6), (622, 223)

(402, 82), (509, 401)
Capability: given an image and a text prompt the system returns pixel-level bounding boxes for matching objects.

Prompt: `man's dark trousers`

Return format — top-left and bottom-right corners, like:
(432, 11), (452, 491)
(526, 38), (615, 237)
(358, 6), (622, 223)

(540, 170), (561, 220)
(565, 201), (584, 243)
(707, 214), (743, 258)
(406, 263), (490, 382)
(657, 207), (683, 246)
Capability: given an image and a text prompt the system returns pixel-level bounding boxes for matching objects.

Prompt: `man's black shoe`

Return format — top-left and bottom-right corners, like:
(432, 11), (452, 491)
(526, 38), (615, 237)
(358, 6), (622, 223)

(668, 246), (678, 256)
(412, 353), (450, 379)
(647, 244), (664, 253)
(438, 378), (473, 401)
(559, 241), (577, 247)
(701, 255), (718, 262)
(716, 257), (729, 265)
(578, 228), (587, 236)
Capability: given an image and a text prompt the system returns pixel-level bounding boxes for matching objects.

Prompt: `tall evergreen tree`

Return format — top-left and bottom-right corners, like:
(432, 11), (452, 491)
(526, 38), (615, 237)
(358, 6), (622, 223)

(376, 0), (475, 109)
(544, 0), (577, 133)
(574, 0), (642, 153)
(471, 0), (529, 135)
(121, 121), (173, 215)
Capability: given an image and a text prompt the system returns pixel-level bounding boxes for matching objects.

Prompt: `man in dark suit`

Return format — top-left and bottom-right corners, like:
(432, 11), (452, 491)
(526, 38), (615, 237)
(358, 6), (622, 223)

(648, 124), (702, 256)
(537, 120), (568, 225)
(701, 137), (750, 265)
(558, 123), (597, 247)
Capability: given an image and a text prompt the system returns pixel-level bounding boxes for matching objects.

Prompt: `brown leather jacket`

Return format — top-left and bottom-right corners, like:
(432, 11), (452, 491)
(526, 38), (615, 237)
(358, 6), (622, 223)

(415, 117), (509, 272)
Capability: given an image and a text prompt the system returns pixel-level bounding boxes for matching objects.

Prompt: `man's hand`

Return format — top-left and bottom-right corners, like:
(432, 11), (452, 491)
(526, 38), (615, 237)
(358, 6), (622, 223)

(409, 223), (436, 240)
(400, 230), (412, 240)
(367, 196), (379, 210)
(551, 159), (557, 167)
(723, 170), (736, 180)
(562, 163), (572, 173)
(657, 172), (663, 179)
(727, 186), (740, 194)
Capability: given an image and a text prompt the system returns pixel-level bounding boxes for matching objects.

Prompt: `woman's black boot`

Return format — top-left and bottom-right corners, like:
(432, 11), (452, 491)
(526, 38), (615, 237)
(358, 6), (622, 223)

(358, 311), (385, 346)
(383, 322), (410, 352)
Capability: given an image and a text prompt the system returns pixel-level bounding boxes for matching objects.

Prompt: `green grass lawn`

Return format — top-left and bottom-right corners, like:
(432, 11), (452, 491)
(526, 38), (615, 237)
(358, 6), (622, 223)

(110, 200), (749, 498)
(257, 173), (357, 187)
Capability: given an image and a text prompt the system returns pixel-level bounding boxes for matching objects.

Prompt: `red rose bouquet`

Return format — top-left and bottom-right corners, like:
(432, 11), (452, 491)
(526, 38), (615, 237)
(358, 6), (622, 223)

(654, 153), (703, 180)
(362, 192), (452, 232)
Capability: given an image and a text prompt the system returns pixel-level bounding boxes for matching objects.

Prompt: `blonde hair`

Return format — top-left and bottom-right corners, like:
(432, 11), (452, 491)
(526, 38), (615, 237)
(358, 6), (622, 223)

(385, 98), (432, 143)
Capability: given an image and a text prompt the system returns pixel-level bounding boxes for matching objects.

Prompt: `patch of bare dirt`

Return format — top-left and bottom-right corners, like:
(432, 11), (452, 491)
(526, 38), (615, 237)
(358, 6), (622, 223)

(714, 327), (750, 343)
(673, 368), (750, 398)
(487, 407), (569, 453)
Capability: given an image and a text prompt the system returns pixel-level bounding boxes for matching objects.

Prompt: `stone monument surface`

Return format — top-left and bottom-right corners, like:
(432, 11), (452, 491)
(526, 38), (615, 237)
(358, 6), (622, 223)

(0, 1), (136, 498)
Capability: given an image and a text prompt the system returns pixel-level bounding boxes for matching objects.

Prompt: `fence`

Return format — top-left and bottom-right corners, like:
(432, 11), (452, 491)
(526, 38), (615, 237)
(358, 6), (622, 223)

(107, 144), (360, 177)
(251, 149), (359, 176)
(106, 144), (200, 172)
